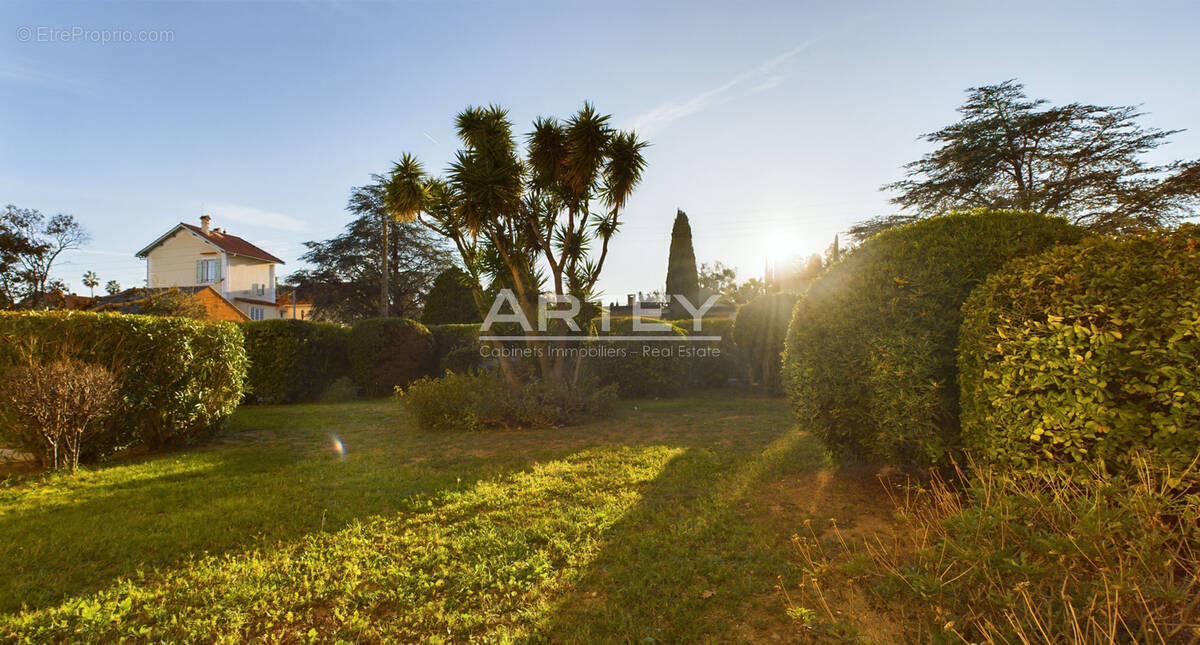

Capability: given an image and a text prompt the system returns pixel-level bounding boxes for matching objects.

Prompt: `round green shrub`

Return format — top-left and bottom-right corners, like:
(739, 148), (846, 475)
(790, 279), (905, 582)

(239, 320), (351, 404)
(348, 318), (435, 397)
(782, 210), (1085, 466)
(959, 226), (1200, 476)
(733, 292), (798, 394)
(440, 345), (483, 374)
(0, 311), (246, 453)
(582, 317), (688, 398)
(421, 267), (482, 325)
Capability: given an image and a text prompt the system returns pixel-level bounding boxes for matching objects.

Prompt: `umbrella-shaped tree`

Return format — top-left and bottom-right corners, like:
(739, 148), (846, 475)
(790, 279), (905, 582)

(384, 103), (648, 385)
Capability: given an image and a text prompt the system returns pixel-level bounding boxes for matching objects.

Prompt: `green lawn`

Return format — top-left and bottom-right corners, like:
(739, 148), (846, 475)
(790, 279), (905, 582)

(0, 393), (890, 643)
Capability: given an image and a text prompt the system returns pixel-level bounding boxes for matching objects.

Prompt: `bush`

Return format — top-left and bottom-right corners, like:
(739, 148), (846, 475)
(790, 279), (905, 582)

(348, 318), (435, 397)
(582, 317), (688, 398)
(0, 311), (246, 452)
(440, 345), (484, 375)
(667, 316), (743, 389)
(788, 457), (1200, 643)
(427, 322), (481, 366)
(239, 320), (351, 404)
(319, 376), (360, 403)
(398, 371), (615, 432)
(732, 292), (798, 394)
(421, 267), (482, 325)
(782, 210), (1084, 466)
(959, 226), (1200, 476)
(0, 359), (117, 472)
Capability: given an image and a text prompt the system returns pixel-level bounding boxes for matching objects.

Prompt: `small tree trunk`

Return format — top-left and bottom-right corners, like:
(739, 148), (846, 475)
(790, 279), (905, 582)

(380, 213), (390, 317)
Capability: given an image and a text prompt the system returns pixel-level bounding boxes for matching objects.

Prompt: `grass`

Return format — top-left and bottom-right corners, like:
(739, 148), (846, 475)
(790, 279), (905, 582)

(0, 392), (892, 643)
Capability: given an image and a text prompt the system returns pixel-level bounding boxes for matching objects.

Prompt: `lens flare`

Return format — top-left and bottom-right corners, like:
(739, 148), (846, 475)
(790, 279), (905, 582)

(330, 434), (346, 460)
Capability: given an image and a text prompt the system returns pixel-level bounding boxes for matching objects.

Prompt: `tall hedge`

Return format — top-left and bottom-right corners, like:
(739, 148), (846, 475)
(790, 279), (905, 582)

(0, 311), (246, 453)
(782, 210), (1084, 466)
(583, 317), (688, 398)
(959, 226), (1200, 475)
(667, 316), (742, 389)
(348, 318), (435, 397)
(732, 292), (798, 394)
(239, 320), (351, 404)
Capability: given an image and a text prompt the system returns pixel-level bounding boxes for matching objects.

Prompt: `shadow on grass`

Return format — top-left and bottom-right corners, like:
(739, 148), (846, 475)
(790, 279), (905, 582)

(0, 428), (535, 614)
(536, 424), (834, 642)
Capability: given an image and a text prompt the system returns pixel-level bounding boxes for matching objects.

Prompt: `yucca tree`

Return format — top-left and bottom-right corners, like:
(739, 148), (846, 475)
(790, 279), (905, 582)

(384, 102), (648, 385)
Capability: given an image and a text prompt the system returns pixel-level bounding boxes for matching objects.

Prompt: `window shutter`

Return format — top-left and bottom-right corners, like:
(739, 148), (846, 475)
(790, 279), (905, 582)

(196, 260), (202, 283)
(215, 261), (222, 282)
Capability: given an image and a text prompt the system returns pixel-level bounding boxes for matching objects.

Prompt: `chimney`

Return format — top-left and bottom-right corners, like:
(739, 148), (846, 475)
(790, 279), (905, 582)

(627, 294), (634, 307)
(200, 215), (211, 234)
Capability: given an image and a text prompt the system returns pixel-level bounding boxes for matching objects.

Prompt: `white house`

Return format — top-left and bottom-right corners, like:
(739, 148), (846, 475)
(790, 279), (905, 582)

(136, 215), (285, 321)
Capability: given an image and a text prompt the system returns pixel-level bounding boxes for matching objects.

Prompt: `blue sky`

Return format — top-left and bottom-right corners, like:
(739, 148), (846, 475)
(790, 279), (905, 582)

(3, 0), (1198, 300)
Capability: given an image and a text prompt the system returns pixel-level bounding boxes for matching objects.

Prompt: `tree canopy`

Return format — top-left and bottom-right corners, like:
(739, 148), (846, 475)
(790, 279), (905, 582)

(1, 205), (89, 308)
(286, 180), (452, 322)
(384, 102), (648, 384)
(421, 267), (482, 325)
(883, 80), (1200, 233)
(664, 209), (698, 317)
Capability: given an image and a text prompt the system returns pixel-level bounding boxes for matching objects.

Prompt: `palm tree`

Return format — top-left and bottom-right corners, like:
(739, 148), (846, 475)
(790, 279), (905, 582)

(105, 280), (121, 296)
(82, 271), (99, 297)
(383, 102), (648, 384)
(380, 154), (427, 317)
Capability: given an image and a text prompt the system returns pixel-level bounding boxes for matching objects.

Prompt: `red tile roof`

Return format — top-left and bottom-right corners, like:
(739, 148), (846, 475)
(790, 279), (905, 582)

(178, 223), (285, 264)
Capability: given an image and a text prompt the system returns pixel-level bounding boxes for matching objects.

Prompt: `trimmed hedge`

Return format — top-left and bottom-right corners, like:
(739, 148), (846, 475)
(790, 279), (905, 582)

(0, 311), (246, 454)
(348, 318), (436, 397)
(583, 317), (688, 398)
(239, 320), (351, 404)
(427, 323), (482, 372)
(783, 210), (1085, 466)
(959, 226), (1200, 476)
(732, 292), (798, 394)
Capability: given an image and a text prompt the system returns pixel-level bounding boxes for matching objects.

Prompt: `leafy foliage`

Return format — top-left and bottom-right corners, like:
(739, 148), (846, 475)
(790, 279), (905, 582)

(1, 205), (89, 307)
(348, 318), (435, 397)
(582, 317), (688, 398)
(959, 225), (1200, 475)
(782, 210), (1084, 466)
(239, 320), (352, 404)
(668, 316), (743, 389)
(885, 80), (1200, 233)
(0, 359), (117, 472)
(286, 182), (451, 323)
(421, 267), (482, 325)
(384, 103), (648, 385)
(733, 292), (798, 394)
(90, 287), (209, 319)
(790, 458), (1200, 643)
(664, 209), (699, 318)
(398, 371), (615, 432)
(0, 311), (246, 452)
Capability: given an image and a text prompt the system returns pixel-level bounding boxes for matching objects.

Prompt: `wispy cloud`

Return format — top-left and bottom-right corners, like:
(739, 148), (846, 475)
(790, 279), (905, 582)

(205, 203), (309, 233)
(0, 59), (98, 95)
(628, 39), (819, 135)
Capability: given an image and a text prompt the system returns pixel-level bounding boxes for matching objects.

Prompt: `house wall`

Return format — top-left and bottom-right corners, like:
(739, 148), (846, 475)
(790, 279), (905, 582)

(226, 255), (275, 303)
(147, 230), (221, 289)
(277, 303), (314, 320)
(234, 300), (278, 321)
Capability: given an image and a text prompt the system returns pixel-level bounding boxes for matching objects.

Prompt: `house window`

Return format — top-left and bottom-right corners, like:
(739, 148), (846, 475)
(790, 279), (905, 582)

(253, 283), (265, 296)
(250, 306), (264, 321)
(197, 258), (220, 283)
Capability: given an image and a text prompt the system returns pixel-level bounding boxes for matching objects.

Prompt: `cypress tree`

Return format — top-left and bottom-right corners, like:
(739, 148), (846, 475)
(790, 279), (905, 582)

(421, 267), (482, 324)
(664, 209), (699, 319)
